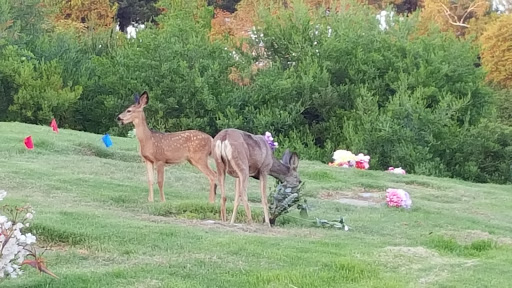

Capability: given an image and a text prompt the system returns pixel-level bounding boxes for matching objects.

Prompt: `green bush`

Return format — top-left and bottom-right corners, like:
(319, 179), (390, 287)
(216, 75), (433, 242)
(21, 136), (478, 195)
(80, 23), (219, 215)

(0, 46), (82, 124)
(0, 0), (510, 184)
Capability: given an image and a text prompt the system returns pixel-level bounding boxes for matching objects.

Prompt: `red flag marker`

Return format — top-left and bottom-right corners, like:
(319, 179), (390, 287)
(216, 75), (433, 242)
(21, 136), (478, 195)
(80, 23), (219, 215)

(24, 136), (34, 150)
(50, 118), (58, 133)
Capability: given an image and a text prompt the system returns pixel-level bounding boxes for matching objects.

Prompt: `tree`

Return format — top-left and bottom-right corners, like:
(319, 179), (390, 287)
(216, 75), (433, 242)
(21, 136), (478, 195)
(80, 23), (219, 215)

(206, 0), (243, 13)
(480, 13), (512, 88)
(53, 0), (118, 31)
(115, 0), (160, 32)
(419, 0), (490, 37)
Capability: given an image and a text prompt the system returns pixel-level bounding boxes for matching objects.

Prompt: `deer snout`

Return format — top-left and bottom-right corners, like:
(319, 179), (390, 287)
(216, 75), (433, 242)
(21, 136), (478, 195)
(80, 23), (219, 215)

(116, 116), (124, 125)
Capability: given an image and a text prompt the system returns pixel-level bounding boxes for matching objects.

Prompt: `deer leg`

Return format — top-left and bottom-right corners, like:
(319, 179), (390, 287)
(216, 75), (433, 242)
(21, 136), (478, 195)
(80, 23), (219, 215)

(156, 162), (166, 202)
(230, 175), (244, 225)
(259, 173), (270, 227)
(215, 160), (227, 222)
(189, 157), (217, 204)
(145, 161), (155, 202)
(241, 176), (253, 225)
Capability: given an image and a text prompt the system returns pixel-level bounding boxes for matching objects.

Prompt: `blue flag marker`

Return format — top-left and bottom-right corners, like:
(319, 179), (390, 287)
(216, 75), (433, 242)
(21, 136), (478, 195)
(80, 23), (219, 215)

(102, 134), (113, 148)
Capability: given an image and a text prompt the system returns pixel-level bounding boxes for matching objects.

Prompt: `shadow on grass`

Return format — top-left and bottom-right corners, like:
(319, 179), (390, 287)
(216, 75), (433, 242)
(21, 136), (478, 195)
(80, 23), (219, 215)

(150, 201), (265, 224)
(75, 143), (138, 163)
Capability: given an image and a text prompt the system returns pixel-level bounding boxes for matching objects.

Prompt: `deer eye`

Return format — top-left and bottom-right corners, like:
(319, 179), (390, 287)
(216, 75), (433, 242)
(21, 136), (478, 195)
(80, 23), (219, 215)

(127, 109), (132, 113)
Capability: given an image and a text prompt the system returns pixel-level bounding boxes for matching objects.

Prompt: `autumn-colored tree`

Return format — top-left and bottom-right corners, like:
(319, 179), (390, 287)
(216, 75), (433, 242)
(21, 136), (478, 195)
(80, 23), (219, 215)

(418, 0), (489, 37)
(52, 0), (118, 32)
(480, 13), (512, 88)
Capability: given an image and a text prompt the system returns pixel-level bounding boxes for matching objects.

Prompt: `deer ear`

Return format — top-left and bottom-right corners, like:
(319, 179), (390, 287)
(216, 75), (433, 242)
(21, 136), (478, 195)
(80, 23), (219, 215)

(281, 149), (291, 165)
(289, 152), (299, 171)
(138, 91), (149, 107)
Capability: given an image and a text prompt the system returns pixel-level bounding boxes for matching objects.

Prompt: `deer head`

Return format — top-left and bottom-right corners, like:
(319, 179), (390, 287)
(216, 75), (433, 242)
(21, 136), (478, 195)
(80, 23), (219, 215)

(116, 91), (149, 125)
(272, 149), (301, 188)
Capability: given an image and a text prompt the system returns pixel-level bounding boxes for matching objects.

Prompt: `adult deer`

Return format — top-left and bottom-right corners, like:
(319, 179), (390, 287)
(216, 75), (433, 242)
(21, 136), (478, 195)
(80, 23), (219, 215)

(116, 91), (217, 203)
(212, 128), (301, 227)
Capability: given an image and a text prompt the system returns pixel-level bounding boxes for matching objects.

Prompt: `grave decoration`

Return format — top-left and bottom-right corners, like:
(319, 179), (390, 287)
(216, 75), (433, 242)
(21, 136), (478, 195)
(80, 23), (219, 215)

(328, 149), (370, 170)
(385, 188), (412, 209)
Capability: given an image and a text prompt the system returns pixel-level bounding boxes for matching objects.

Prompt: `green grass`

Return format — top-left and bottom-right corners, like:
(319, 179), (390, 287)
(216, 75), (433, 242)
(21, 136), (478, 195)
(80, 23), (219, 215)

(1, 121), (512, 287)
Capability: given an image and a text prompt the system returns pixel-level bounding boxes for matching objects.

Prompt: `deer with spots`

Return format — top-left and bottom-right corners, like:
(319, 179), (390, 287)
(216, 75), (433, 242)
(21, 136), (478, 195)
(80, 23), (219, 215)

(212, 128), (301, 227)
(116, 91), (217, 203)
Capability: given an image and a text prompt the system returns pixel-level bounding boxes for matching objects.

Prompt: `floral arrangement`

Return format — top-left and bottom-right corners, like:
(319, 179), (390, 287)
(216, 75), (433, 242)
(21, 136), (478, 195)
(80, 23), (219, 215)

(385, 188), (412, 209)
(328, 149), (370, 170)
(264, 132), (278, 151)
(268, 180), (306, 225)
(387, 167), (406, 175)
(315, 217), (350, 231)
(0, 190), (57, 281)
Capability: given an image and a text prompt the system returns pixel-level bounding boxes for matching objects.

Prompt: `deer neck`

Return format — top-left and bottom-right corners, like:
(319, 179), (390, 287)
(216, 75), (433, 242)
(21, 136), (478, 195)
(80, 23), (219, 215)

(133, 113), (152, 147)
(269, 158), (289, 183)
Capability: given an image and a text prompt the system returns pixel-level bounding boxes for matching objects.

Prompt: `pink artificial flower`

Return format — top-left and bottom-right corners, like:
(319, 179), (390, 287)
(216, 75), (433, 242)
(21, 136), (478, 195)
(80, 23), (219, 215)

(386, 188), (412, 209)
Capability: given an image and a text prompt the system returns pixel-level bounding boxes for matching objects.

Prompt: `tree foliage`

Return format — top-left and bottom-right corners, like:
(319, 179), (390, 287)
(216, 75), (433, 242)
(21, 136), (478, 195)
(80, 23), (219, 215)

(51, 0), (118, 32)
(480, 13), (512, 88)
(115, 0), (160, 32)
(418, 0), (489, 37)
(0, 0), (511, 184)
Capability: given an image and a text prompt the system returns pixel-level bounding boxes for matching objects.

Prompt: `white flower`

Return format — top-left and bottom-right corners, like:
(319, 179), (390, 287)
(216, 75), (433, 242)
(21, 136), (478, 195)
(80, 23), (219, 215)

(25, 233), (36, 244)
(0, 215), (7, 224)
(17, 235), (26, 243)
(5, 265), (13, 274)
(0, 190), (6, 201)
(14, 223), (23, 230)
(3, 221), (12, 229)
(25, 213), (33, 220)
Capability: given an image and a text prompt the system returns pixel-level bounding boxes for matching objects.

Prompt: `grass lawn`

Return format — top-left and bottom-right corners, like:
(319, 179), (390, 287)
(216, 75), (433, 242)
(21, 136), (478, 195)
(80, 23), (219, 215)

(1, 121), (511, 288)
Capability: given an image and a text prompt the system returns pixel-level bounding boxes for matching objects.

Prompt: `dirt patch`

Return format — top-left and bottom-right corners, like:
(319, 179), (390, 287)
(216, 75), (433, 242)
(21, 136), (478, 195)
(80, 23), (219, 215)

(442, 230), (512, 245)
(134, 212), (322, 238)
(384, 246), (441, 259)
(380, 246), (478, 285)
(319, 189), (385, 207)
(35, 242), (90, 256)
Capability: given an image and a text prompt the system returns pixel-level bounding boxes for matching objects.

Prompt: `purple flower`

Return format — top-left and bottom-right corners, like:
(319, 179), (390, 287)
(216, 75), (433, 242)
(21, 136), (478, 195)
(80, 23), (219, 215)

(264, 131), (279, 151)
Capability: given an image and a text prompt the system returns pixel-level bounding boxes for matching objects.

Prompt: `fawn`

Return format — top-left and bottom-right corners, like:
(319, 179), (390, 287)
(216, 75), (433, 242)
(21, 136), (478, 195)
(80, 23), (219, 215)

(117, 91), (217, 203)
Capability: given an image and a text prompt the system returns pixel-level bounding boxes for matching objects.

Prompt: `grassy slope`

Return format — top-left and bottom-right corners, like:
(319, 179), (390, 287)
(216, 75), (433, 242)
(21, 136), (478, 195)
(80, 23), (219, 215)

(0, 122), (511, 288)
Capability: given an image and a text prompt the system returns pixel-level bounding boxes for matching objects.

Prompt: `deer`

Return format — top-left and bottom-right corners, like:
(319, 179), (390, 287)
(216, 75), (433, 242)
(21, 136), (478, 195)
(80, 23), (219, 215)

(116, 91), (217, 203)
(212, 128), (301, 227)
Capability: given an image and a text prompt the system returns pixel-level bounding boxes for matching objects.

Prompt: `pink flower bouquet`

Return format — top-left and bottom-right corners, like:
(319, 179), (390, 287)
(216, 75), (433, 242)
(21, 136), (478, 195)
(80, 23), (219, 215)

(386, 188), (412, 209)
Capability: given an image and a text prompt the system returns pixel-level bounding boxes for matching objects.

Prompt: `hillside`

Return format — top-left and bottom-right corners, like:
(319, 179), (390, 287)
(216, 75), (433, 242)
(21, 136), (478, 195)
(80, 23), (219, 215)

(1, 122), (511, 287)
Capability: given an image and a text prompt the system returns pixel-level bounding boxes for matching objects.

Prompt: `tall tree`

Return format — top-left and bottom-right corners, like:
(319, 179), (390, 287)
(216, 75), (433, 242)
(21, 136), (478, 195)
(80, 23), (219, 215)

(419, 0), (490, 37)
(480, 13), (512, 88)
(115, 0), (160, 31)
(52, 0), (118, 31)
(206, 0), (243, 13)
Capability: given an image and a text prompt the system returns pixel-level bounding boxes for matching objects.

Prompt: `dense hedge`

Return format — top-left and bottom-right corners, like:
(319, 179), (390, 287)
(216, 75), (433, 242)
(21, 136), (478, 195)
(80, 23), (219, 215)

(0, 0), (511, 184)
